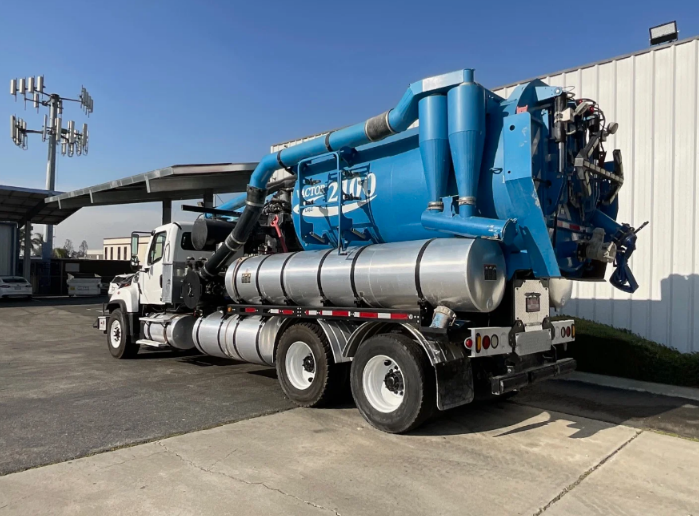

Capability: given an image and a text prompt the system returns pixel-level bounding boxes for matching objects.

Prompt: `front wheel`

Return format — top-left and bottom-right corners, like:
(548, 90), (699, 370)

(107, 308), (139, 359)
(351, 333), (435, 434)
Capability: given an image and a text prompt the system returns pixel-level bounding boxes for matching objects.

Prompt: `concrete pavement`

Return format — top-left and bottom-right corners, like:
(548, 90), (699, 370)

(2, 403), (697, 515)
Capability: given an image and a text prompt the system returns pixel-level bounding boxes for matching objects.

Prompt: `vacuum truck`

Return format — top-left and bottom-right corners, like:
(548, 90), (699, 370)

(96, 68), (641, 433)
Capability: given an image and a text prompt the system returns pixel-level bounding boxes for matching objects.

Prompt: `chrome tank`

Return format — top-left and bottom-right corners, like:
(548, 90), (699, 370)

(549, 278), (573, 310)
(225, 237), (506, 312)
(143, 313), (196, 350)
(191, 311), (277, 366)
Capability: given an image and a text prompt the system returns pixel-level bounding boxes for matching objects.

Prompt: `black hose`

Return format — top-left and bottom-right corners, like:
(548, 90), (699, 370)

(200, 185), (266, 279)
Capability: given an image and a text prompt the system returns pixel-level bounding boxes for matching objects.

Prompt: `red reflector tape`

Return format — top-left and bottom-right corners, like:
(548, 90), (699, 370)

(390, 313), (410, 320)
(244, 308), (257, 313)
(332, 310), (350, 317)
(358, 312), (379, 318)
(281, 309), (294, 315)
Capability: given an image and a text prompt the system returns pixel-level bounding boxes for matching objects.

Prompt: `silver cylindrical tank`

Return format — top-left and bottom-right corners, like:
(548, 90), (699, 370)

(192, 311), (229, 358)
(283, 249), (330, 306)
(353, 240), (425, 309)
(549, 278), (573, 310)
(225, 237), (506, 312)
(192, 311), (276, 366)
(233, 255), (265, 304)
(143, 313), (196, 350)
(419, 238), (506, 312)
(257, 253), (293, 304)
(319, 247), (362, 307)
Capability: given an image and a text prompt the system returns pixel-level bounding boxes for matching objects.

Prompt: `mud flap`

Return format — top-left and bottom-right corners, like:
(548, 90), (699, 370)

(435, 357), (474, 411)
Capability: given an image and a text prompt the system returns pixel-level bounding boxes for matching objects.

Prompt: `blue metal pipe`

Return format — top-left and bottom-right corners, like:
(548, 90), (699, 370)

(419, 95), (450, 208)
(248, 69), (475, 190)
(421, 209), (517, 245)
(217, 192), (247, 213)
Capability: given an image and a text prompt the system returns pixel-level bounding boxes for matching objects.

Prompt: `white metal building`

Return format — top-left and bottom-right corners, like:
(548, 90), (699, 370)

(271, 36), (699, 353)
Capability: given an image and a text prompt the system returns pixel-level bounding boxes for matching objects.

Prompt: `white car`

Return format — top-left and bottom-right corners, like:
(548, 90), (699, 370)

(0, 276), (33, 299)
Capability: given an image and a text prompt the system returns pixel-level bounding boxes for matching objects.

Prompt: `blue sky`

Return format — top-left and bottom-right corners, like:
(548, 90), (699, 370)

(1, 0), (697, 249)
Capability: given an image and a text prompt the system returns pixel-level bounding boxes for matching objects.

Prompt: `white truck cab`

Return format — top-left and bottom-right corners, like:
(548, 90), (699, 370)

(99, 221), (216, 358)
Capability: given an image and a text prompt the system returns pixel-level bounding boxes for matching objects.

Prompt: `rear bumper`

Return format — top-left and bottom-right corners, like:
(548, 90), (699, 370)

(490, 357), (577, 395)
(468, 319), (575, 358)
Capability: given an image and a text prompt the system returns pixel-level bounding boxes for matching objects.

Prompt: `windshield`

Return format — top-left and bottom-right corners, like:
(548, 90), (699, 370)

(0, 277), (28, 284)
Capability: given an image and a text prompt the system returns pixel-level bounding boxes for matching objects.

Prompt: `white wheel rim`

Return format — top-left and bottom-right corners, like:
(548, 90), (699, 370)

(285, 341), (315, 390)
(363, 354), (405, 413)
(110, 320), (122, 348)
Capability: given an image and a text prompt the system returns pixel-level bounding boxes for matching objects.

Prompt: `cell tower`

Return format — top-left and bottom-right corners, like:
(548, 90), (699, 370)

(9, 75), (94, 261)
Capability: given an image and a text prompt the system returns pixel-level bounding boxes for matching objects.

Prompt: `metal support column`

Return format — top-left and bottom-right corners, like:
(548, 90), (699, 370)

(203, 190), (214, 209)
(39, 95), (60, 294)
(22, 222), (31, 281)
(42, 94), (59, 263)
(162, 199), (172, 225)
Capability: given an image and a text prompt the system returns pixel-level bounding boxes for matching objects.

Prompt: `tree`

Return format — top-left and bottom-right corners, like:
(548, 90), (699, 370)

(52, 248), (69, 258)
(18, 227), (45, 256)
(78, 240), (89, 258)
(63, 239), (74, 258)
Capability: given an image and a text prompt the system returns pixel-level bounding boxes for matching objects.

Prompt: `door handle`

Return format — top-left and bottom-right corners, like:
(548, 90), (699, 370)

(159, 275), (162, 288)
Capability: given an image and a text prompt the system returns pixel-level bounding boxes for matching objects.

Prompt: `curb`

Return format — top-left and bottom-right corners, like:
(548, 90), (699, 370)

(561, 372), (699, 403)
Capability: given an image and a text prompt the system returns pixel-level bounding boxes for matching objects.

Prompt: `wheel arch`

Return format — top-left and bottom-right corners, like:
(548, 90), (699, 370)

(106, 300), (140, 339)
(271, 318), (359, 366)
(344, 322), (456, 366)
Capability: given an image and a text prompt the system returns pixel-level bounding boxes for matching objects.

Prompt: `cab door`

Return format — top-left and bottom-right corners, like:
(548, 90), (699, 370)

(141, 230), (167, 305)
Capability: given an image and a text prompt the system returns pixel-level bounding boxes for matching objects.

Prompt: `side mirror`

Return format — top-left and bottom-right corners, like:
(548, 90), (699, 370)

(130, 255), (141, 272)
(129, 232), (142, 271)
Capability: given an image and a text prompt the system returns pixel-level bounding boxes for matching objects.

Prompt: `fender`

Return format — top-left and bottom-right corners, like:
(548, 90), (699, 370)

(108, 281), (140, 313)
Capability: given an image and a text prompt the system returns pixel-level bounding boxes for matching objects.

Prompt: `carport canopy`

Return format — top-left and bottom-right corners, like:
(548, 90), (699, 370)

(0, 185), (77, 227)
(44, 162), (258, 211)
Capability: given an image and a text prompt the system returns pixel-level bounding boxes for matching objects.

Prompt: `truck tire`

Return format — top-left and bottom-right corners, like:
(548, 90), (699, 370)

(276, 323), (348, 408)
(108, 308), (139, 359)
(351, 333), (435, 434)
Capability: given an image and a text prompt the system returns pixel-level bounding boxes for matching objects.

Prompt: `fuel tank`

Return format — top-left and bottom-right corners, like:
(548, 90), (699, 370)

(143, 313), (196, 350)
(191, 311), (279, 366)
(225, 237), (506, 312)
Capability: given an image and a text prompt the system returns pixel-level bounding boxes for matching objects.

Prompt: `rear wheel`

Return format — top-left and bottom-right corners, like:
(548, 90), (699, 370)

(276, 323), (348, 407)
(108, 308), (139, 359)
(351, 333), (435, 433)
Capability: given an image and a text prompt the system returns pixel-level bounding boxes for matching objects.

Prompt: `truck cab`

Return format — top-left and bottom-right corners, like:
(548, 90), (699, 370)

(99, 222), (216, 357)
(119, 222), (215, 307)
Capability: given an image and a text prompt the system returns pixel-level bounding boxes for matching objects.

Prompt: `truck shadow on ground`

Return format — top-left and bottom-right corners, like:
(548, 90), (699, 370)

(137, 345), (699, 441)
(418, 399), (602, 439)
(413, 381), (699, 440)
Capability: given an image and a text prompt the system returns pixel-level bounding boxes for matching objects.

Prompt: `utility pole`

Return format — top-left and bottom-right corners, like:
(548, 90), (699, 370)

(10, 76), (93, 290)
(43, 94), (58, 260)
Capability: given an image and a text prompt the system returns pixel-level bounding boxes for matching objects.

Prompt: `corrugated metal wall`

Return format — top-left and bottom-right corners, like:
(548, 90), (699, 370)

(494, 37), (699, 353)
(271, 37), (699, 352)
